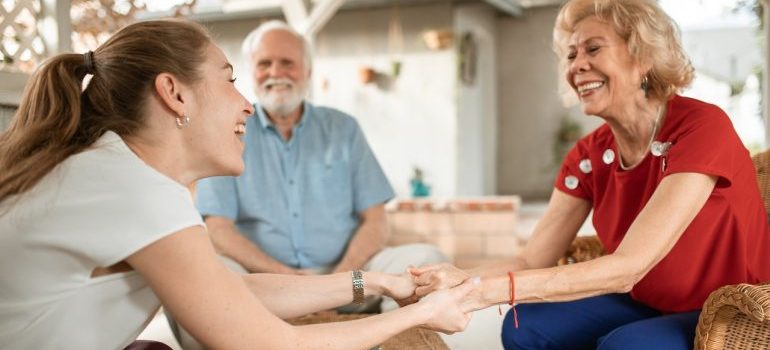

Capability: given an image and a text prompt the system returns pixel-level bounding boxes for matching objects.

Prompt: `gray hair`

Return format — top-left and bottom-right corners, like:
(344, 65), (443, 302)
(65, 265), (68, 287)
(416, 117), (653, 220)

(241, 20), (313, 73)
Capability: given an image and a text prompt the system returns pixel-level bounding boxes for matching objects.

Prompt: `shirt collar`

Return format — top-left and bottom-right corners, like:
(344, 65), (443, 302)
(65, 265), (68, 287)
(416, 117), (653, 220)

(255, 101), (311, 130)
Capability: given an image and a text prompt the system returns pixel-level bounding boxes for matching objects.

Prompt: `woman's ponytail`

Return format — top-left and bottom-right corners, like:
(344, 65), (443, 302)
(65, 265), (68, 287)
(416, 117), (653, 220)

(0, 53), (90, 201)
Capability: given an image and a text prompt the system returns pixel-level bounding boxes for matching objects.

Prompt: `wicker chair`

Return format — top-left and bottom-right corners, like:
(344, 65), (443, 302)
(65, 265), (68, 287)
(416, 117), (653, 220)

(560, 150), (770, 350)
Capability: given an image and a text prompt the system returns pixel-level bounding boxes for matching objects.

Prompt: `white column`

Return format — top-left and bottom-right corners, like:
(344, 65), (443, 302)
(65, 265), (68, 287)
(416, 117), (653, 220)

(39, 0), (72, 55)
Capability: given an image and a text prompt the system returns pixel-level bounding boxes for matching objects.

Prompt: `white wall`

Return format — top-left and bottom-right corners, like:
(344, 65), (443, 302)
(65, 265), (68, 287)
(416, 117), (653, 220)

(313, 3), (457, 198)
(454, 4), (498, 196)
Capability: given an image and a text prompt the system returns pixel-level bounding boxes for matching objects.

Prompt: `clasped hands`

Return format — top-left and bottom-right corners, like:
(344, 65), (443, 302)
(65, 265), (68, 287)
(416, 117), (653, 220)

(382, 263), (487, 334)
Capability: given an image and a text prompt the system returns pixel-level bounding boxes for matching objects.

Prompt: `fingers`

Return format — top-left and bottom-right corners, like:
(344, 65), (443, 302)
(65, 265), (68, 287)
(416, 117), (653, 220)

(457, 277), (485, 313)
(415, 285), (435, 297)
(414, 270), (471, 297)
(434, 311), (473, 334)
(420, 276), (479, 335)
(409, 264), (440, 276)
(395, 293), (420, 307)
(414, 272), (447, 297)
(452, 276), (480, 298)
(402, 265), (415, 279)
(462, 312), (473, 328)
(454, 312), (473, 332)
(413, 270), (438, 286)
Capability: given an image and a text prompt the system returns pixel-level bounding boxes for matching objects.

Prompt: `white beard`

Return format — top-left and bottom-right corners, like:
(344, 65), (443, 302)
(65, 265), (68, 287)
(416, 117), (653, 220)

(256, 77), (307, 118)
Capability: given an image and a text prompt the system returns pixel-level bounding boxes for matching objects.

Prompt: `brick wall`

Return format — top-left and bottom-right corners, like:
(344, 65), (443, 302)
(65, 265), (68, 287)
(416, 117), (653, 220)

(387, 196), (523, 268)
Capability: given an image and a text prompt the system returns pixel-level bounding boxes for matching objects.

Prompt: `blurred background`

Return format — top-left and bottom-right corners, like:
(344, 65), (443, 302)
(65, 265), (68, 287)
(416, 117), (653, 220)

(0, 0), (765, 200)
(1, 1), (766, 348)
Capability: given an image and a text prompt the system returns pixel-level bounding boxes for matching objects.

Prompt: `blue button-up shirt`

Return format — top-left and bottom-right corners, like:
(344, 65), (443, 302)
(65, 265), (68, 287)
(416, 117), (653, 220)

(195, 102), (394, 268)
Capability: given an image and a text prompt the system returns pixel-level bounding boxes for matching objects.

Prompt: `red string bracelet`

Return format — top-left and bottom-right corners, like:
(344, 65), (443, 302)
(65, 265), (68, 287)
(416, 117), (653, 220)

(508, 271), (519, 328)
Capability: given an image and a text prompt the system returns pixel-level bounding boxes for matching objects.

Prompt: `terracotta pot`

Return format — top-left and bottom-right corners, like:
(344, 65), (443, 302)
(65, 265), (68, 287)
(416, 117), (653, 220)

(422, 29), (454, 50)
(358, 66), (376, 84)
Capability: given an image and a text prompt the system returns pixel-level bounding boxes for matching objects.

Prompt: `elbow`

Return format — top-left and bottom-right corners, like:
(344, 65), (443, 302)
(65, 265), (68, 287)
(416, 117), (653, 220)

(208, 235), (227, 255)
(611, 272), (642, 294)
(613, 278), (636, 294)
(607, 255), (648, 294)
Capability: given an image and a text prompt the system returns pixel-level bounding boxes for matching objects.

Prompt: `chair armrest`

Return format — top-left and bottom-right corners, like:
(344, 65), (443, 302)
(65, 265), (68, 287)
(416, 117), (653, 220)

(694, 281), (770, 350)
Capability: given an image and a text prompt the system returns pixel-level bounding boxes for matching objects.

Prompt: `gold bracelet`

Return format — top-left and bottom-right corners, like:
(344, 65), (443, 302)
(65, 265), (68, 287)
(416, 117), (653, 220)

(352, 270), (365, 304)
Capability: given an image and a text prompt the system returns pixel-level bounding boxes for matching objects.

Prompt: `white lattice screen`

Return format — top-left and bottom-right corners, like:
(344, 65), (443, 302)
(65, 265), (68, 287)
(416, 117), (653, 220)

(71, 0), (197, 52)
(71, 0), (145, 52)
(0, 0), (45, 73)
(1, 0), (198, 72)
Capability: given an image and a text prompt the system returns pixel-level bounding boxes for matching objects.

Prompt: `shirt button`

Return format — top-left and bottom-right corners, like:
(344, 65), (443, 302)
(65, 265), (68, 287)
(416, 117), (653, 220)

(602, 149), (615, 165)
(293, 212), (299, 218)
(289, 180), (294, 185)
(564, 175), (579, 190)
(284, 147), (290, 152)
(579, 159), (592, 174)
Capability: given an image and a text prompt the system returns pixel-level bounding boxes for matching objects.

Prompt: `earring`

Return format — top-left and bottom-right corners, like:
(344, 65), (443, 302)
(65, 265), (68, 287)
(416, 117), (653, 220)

(640, 75), (650, 96)
(175, 115), (190, 129)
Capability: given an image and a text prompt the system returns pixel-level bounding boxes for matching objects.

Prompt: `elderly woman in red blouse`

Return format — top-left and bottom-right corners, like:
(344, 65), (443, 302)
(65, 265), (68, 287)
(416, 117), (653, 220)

(410, 0), (770, 349)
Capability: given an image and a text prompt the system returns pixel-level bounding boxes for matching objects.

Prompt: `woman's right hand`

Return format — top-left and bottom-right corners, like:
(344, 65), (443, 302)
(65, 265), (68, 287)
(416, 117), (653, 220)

(417, 277), (479, 334)
(410, 263), (471, 297)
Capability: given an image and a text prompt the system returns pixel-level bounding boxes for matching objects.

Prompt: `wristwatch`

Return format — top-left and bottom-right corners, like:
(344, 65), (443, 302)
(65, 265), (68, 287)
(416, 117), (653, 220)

(352, 270), (365, 304)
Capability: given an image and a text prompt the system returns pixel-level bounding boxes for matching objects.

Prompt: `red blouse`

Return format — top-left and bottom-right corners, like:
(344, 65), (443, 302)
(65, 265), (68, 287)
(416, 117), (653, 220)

(555, 95), (770, 313)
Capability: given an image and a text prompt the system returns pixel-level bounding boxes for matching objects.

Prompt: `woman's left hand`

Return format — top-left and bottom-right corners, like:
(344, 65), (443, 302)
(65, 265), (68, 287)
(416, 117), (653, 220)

(379, 271), (418, 306)
(410, 263), (471, 297)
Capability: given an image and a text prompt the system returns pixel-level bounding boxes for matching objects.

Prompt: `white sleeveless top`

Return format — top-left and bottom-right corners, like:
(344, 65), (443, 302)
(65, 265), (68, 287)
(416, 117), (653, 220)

(0, 131), (203, 349)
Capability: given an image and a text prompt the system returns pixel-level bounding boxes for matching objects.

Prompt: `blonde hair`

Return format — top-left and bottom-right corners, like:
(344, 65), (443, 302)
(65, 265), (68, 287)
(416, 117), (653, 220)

(553, 0), (694, 101)
(0, 19), (211, 202)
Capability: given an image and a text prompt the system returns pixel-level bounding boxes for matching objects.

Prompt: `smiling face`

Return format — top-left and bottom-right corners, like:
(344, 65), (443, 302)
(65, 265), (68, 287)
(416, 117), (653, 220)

(186, 44), (254, 177)
(565, 16), (646, 117)
(251, 29), (309, 118)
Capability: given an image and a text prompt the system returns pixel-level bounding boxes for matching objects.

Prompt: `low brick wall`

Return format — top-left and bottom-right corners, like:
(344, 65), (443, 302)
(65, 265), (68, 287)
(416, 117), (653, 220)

(387, 196), (523, 268)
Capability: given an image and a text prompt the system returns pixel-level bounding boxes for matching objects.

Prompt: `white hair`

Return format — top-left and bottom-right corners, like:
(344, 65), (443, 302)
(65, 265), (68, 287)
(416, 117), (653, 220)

(241, 20), (313, 73)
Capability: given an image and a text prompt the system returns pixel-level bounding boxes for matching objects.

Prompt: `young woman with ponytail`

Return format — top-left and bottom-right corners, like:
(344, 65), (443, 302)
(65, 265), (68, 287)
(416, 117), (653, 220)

(0, 19), (477, 350)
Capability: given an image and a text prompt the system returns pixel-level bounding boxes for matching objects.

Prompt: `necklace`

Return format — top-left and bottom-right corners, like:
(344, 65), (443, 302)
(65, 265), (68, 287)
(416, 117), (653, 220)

(618, 105), (664, 170)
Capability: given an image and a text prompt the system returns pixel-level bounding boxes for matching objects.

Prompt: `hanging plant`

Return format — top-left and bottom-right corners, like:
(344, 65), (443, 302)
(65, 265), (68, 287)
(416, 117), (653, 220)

(552, 116), (583, 167)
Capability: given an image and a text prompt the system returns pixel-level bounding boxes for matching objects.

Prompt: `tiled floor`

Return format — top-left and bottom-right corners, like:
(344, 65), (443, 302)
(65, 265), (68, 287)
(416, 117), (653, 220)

(138, 200), (585, 349)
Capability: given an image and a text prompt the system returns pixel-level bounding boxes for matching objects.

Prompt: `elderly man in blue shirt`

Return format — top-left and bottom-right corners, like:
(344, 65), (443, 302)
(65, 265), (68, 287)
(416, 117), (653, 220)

(195, 20), (446, 311)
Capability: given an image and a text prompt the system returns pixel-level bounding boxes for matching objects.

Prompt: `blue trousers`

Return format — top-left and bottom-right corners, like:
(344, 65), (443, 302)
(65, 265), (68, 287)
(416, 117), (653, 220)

(501, 294), (700, 350)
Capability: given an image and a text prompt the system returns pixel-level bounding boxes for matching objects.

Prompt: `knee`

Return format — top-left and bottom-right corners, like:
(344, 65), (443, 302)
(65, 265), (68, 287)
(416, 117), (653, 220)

(500, 310), (520, 350)
(597, 324), (660, 350)
(596, 327), (632, 350)
(367, 244), (448, 274)
(218, 255), (248, 274)
(394, 243), (448, 265)
(500, 307), (549, 350)
(597, 313), (698, 350)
